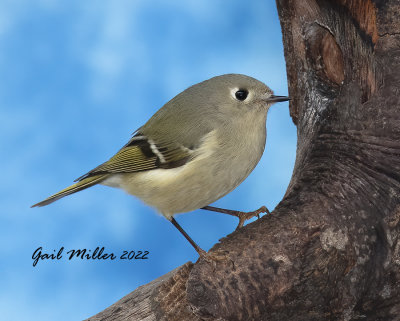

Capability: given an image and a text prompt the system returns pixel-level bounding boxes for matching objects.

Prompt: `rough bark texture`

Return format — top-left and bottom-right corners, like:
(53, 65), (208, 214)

(87, 1), (400, 320)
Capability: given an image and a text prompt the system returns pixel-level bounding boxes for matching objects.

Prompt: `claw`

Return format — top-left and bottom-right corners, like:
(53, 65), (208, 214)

(198, 250), (233, 269)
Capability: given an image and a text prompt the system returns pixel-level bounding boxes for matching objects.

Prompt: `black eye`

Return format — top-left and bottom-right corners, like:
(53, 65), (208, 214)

(235, 89), (248, 101)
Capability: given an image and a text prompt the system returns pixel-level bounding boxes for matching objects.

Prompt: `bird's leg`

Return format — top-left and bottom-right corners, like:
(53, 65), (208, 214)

(170, 218), (233, 264)
(201, 205), (270, 230)
(170, 217), (207, 258)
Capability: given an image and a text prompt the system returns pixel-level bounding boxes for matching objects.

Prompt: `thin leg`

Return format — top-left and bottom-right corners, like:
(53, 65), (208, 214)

(170, 217), (206, 257)
(201, 205), (270, 230)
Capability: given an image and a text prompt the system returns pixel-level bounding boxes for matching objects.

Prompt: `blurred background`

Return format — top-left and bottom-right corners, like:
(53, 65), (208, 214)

(0, 0), (296, 320)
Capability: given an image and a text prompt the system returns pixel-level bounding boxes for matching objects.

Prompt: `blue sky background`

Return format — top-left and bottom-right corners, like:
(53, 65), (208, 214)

(0, 1), (296, 320)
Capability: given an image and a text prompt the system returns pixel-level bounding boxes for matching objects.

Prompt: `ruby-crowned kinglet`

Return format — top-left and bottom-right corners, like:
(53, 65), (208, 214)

(32, 74), (289, 257)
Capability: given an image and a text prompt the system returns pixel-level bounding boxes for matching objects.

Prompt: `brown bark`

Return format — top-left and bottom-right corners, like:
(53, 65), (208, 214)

(87, 1), (400, 320)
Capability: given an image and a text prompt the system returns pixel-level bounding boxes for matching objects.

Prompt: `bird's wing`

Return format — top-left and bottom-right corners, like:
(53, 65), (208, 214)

(75, 132), (193, 181)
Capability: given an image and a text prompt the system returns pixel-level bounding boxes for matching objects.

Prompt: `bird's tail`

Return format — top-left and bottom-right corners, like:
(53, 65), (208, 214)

(31, 175), (107, 208)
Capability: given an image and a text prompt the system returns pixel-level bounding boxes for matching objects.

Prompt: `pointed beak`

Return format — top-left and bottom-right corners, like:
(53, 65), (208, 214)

(263, 94), (290, 103)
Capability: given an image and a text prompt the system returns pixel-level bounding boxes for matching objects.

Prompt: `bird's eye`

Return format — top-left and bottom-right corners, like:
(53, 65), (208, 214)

(235, 89), (248, 101)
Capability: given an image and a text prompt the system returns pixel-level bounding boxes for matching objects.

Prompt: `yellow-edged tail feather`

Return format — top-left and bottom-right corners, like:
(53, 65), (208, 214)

(31, 175), (107, 208)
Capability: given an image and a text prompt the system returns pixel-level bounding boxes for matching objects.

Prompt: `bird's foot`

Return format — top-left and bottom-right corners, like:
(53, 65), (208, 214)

(201, 205), (271, 229)
(198, 249), (233, 269)
(235, 205), (270, 230)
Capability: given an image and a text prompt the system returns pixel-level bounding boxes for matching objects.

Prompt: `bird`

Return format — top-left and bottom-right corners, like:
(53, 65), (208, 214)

(32, 74), (289, 257)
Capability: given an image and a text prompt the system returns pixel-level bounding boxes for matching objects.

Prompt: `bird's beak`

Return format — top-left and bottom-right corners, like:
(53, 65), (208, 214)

(263, 94), (290, 103)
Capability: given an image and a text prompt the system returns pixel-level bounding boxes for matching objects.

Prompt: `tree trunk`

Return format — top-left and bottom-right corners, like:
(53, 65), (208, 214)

(87, 1), (400, 320)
